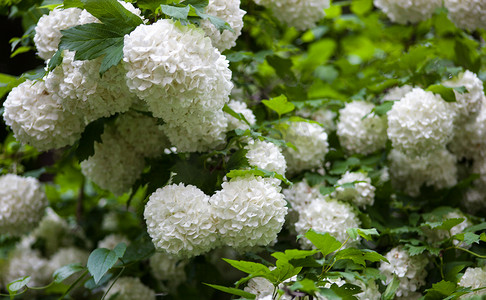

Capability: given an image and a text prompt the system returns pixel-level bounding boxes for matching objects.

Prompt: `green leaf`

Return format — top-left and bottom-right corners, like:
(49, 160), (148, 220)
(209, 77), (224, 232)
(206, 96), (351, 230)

(304, 229), (342, 257)
(204, 284), (256, 299)
(290, 278), (320, 294)
(334, 249), (388, 267)
(83, 0), (143, 34)
(193, 8), (233, 33)
(7, 276), (30, 294)
(222, 258), (271, 276)
(382, 275), (400, 300)
(262, 95), (295, 117)
(271, 249), (319, 262)
(87, 248), (121, 284)
(347, 228), (380, 241)
(75, 117), (106, 161)
(223, 104), (252, 127)
(53, 263), (85, 284)
(425, 280), (456, 300)
(48, 49), (63, 72)
(121, 236), (155, 265)
(266, 55), (296, 83)
(372, 101), (394, 116)
(426, 84), (457, 102)
(63, 0), (84, 8)
(10, 46), (32, 58)
(137, 0), (167, 11)
(423, 218), (465, 231)
(160, 4), (190, 20)
(350, 0), (372, 15)
(113, 242), (127, 258)
(181, 0), (208, 10)
(226, 168), (291, 185)
(453, 232), (481, 246)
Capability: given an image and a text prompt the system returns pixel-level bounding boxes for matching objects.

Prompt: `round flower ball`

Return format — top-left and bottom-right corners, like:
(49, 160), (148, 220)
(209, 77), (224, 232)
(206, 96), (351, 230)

(333, 171), (375, 208)
(115, 111), (170, 158)
(245, 139), (287, 174)
(0, 174), (47, 236)
(200, 0), (246, 51)
(458, 266), (486, 298)
(45, 51), (137, 122)
(104, 277), (156, 300)
(144, 184), (218, 258)
(444, 0), (486, 31)
(1, 248), (50, 287)
(388, 149), (458, 197)
(373, 0), (442, 24)
(337, 101), (387, 155)
(379, 247), (428, 298)
(443, 70), (485, 122)
(387, 88), (455, 157)
(226, 100), (256, 131)
(382, 85), (413, 101)
(33, 7), (82, 60)
(210, 175), (287, 250)
(97, 234), (130, 250)
(3, 80), (85, 152)
(149, 252), (187, 290)
(254, 0), (331, 31)
(294, 197), (360, 249)
(80, 126), (145, 196)
(449, 103), (486, 160)
(123, 19), (233, 119)
(283, 121), (329, 174)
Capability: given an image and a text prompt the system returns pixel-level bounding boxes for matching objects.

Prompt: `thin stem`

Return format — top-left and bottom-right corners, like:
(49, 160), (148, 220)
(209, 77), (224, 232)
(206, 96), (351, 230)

(57, 270), (88, 300)
(101, 267), (125, 300)
(455, 247), (486, 259)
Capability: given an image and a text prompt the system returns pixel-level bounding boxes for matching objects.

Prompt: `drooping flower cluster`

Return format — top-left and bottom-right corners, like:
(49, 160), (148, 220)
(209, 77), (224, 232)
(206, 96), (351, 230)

(387, 88), (455, 157)
(337, 101), (387, 155)
(333, 171), (375, 208)
(283, 121), (329, 174)
(200, 0), (246, 51)
(123, 19), (233, 152)
(0, 174), (47, 236)
(253, 0), (331, 30)
(105, 277), (156, 300)
(373, 0), (442, 24)
(444, 0), (486, 31)
(379, 247), (428, 298)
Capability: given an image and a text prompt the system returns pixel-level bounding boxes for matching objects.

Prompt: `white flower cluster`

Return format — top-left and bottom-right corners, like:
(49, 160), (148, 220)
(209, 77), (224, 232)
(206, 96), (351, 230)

(1, 248), (50, 287)
(33, 8), (82, 60)
(226, 100), (257, 131)
(32, 208), (77, 256)
(47, 247), (90, 279)
(211, 176), (287, 250)
(444, 0), (486, 31)
(449, 104), (486, 160)
(388, 149), (457, 196)
(144, 184), (218, 257)
(295, 197), (360, 249)
(387, 88), (455, 157)
(245, 139), (287, 174)
(0, 174), (47, 236)
(149, 252), (187, 290)
(105, 277), (156, 300)
(98, 234), (130, 250)
(422, 211), (471, 246)
(45, 51), (136, 122)
(283, 121), (329, 174)
(123, 19), (233, 152)
(3, 80), (85, 151)
(373, 0), (442, 24)
(337, 101), (387, 155)
(115, 111), (170, 158)
(200, 0), (246, 51)
(80, 126), (145, 196)
(295, 108), (337, 132)
(383, 85), (413, 101)
(458, 266), (486, 298)
(333, 171), (375, 208)
(379, 247), (428, 298)
(283, 180), (321, 232)
(443, 70), (485, 121)
(254, 0), (331, 31)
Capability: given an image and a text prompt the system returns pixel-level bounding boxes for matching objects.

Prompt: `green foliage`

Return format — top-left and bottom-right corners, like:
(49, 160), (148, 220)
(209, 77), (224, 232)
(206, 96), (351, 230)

(87, 243), (126, 284)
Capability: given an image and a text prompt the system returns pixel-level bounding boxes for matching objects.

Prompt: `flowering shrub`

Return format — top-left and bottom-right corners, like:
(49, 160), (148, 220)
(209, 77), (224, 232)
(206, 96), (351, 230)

(0, 0), (486, 299)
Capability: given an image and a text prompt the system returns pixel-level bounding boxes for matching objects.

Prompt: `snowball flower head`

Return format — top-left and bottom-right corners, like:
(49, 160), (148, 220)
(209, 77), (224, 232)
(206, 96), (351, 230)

(458, 266), (486, 297)
(443, 70), (485, 121)
(449, 102), (486, 159)
(123, 19), (233, 119)
(245, 140), (287, 174)
(333, 171), (375, 208)
(210, 175), (287, 250)
(32, 208), (76, 256)
(0, 174), (47, 236)
(33, 8), (82, 60)
(283, 121), (329, 174)
(105, 277), (156, 300)
(200, 0), (246, 51)
(45, 51), (136, 122)
(144, 184), (218, 258)
(444, 0), (486, 31)
(98, 234), (129, 250)
(226, 100), (256, 131)
(115, 111), (170, 158)
(80, 126), (145, 196)
(383, 85), (413, 101)
(254, 0), (330, 31)
(388, 149), (458, 197)
(1, 249), (50, 287)
(373, 0), (442, 24)
(379, 247), (428, 298)
(337, 101), (387, 155)
(3, 80), (85, 151)
(295, 197), (360, 249)
(149, 252), (187, 290)
(387, 88), (455, 156)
